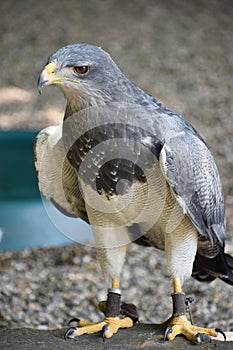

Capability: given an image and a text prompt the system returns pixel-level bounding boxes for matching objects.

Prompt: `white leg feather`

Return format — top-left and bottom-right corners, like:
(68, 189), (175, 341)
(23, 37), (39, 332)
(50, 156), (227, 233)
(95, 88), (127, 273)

(165, 216), (198, 285)
(93, 226), (129, 285)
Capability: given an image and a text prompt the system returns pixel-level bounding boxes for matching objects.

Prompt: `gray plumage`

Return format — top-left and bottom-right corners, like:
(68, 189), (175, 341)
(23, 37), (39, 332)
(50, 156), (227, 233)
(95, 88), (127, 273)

(35, 44), (233, 286)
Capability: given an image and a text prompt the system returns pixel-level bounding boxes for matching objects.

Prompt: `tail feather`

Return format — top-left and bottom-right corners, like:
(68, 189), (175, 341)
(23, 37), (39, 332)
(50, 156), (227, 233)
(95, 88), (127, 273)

(219, 253), (233, 285)
(192, 251), (233, 286)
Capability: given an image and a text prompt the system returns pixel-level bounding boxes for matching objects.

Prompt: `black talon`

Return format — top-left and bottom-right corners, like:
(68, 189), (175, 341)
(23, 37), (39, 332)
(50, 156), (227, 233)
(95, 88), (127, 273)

(64, 326), (77, 339)
(163, 326), (173, 341)
(68, 318), (80, 326)
(196, 332), (204, 344)
(102, 325), (108, 342)
(215, 328), (226, 341)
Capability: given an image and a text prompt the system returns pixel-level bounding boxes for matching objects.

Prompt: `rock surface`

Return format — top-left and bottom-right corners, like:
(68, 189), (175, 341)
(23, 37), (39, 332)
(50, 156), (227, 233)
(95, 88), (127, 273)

(1, 324), (233, 350)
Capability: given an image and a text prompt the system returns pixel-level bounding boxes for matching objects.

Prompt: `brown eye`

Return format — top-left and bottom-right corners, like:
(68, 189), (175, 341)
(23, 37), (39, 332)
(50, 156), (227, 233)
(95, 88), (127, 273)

(73, 66), (89, 75)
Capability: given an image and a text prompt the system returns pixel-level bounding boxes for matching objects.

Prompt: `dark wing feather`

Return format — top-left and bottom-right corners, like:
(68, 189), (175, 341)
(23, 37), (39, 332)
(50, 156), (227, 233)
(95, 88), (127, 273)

(63, 121), (163, 197)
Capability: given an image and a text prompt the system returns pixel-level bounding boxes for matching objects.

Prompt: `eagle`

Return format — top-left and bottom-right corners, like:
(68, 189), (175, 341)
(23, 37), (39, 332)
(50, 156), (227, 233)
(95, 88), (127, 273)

(35, 44), (233, 343)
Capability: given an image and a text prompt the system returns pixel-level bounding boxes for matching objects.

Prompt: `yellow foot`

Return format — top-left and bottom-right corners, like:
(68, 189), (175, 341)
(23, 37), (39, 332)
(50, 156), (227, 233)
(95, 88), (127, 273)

(164, 315), (226, 344)
(64, 316), (133, 340)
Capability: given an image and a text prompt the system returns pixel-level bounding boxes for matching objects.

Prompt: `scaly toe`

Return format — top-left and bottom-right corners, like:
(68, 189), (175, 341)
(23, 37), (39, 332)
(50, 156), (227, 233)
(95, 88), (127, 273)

(165, 315), (222, 344)
(103, 316), (133, 339)
(64, 316), (133, 339)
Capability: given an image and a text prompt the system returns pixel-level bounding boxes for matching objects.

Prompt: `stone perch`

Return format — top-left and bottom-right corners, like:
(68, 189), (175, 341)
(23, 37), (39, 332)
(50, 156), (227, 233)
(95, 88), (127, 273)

(1, 324), (233, 350)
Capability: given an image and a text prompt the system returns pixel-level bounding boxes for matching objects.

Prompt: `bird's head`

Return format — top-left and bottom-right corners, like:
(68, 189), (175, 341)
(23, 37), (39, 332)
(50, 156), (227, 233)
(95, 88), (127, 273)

(38, 44), (128, 114)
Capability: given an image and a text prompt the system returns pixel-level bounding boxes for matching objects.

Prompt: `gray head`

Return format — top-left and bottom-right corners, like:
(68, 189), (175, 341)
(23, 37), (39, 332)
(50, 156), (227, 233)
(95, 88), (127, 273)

(37, 44), (131, 113)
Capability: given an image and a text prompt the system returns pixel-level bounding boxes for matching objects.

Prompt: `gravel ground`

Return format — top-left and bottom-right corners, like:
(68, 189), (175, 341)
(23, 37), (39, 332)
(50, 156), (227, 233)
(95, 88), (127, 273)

(0, 0), (233, 334)
(1, 243), (233, 332)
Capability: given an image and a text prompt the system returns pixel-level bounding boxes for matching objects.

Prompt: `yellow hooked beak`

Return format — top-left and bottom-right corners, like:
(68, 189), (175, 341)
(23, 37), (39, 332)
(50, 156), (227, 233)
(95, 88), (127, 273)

(37, 61), (80, 94)
(37, 61), (58, 94)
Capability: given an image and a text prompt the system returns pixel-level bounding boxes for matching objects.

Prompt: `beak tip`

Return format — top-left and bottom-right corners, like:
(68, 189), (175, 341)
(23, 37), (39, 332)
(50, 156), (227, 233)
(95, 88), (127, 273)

(37, 76), (48, 95)
(37, 61), (57, 94)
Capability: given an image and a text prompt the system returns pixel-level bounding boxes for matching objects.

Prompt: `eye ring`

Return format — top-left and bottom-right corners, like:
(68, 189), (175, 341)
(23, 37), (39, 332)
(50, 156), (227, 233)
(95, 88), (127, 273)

(73, 66), (90, 75)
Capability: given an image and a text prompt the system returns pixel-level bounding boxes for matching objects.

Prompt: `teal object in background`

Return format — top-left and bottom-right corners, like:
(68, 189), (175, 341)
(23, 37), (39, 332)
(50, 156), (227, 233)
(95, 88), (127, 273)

(0, 130), (39, 201)
(0, 130), (93, 251)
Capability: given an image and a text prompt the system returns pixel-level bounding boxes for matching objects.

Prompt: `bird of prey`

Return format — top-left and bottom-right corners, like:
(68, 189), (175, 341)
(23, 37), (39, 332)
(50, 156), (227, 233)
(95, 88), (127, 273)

(35, 44), (233, 343)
